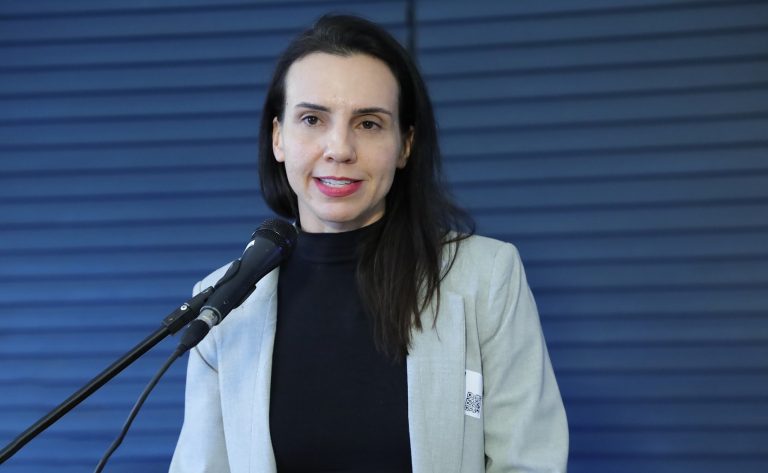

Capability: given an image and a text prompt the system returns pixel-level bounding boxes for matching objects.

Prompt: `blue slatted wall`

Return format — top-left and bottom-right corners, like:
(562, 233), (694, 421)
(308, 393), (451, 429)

(417, 1), (768, 472)
(1, 1), (767, 472)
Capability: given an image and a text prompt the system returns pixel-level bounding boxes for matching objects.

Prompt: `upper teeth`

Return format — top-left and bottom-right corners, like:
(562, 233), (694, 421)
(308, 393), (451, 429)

(320, 178), (354, 186)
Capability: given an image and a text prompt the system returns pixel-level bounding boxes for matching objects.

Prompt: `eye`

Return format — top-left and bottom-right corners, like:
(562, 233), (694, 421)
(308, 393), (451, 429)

(361, 120), (380, 130)
(302, 115), (319, 126)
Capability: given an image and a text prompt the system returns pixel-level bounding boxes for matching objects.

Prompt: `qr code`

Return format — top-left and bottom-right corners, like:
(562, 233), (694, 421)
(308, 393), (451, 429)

(464, 392), (482, 416)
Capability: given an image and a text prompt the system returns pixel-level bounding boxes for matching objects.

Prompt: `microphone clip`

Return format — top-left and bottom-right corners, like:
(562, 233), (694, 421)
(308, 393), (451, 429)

(161, 286), (214, 335)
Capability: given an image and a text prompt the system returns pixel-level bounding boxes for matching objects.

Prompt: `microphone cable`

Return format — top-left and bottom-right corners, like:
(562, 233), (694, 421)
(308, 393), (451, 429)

(93, 346), (184, 473)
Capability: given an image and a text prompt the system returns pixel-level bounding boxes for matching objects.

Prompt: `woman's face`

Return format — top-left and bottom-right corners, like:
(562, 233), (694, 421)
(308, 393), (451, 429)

(272, 52), (411, 233)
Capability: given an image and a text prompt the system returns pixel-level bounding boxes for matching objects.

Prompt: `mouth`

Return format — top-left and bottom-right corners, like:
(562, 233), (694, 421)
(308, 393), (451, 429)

(313, 176), (363, 197)
(315, 177), (361, 187)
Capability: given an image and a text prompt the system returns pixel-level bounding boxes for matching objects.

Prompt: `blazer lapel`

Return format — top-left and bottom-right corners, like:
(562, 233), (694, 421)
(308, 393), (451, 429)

(216, 267), (279, 473)
(407, 290), (466, 473)
(246, 269), (280, 473)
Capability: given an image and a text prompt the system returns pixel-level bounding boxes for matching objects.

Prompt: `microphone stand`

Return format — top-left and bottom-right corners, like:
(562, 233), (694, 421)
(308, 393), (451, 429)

(0, 286), (213, 464)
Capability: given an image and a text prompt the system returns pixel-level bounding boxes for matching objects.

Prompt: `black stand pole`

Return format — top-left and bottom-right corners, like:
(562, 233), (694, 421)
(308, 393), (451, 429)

(0, 287), (213, 464)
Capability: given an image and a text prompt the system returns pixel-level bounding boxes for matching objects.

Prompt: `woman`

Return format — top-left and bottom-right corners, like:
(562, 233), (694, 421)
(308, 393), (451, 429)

(170, 14), (568, 473)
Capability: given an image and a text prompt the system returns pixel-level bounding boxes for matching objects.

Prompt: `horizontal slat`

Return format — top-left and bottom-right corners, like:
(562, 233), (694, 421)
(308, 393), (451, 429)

(1, 461), (174, 473)
(569, 429), (768, 454)
(0, 378), (185, 407)
(0, 195), (267, 225)
(543, 315), (768, 344)
(4, 302), (213, 330)
(0, 250), (230, 278)
(0, 221), (258, 251)
(1, 459), (175, 473)
(477, 202), (768, 236)
(0, 65), (265, 101)
(445, 147), (768, 181)
(0, 172), (261, 199)
(515, 229), (768, 263)
(567, 458), (768, 473)
(441, 118), (768, 157)
(435, 87), (768, 128)
(0, 328), (199, 356)
(427, 58), (768, 104)
(0, 143), (256, 173)
(0, 430), (178, 463)
(536, 287), (768, 315)
(416, 0), (762, 22)
(549, 344), (768, 371)
(558, 372), (768, 400)
(456, 174), (768, 210)
(565, 400), (768, 428)
(0, 276), (199, 304)
(3, 405), (183, 432)
(0, 37), (282, 68)
(0, 351), (187, 382)
(0, 115), (259, 146)
(0, 0), (369, 16)
(419, 30), (768, 76)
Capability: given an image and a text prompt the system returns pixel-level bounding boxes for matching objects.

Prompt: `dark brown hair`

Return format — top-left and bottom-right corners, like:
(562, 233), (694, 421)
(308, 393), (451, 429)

(258, 14), (474, 360)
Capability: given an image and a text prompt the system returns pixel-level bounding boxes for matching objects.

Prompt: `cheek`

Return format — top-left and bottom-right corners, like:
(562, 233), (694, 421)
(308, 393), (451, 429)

(283, 159), (309, 190)
(372, 156), (401, 193)
(281, 138), (315, 174)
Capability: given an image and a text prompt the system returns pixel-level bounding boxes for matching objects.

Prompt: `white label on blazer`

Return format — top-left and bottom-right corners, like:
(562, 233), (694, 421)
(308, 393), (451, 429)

(464, 370), (483, 419)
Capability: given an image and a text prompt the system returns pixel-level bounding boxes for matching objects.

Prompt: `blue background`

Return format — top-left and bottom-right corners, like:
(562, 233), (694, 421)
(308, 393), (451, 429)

(1, 0), (767, 471)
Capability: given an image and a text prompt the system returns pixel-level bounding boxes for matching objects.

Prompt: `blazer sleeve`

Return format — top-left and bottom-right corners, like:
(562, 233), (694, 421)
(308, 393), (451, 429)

(480, 243), (569, 473)
(169, 281), (231, 473)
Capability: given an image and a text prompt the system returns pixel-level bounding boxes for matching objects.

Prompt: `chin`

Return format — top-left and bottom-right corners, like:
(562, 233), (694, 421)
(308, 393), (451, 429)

(318, 212), (377, 231)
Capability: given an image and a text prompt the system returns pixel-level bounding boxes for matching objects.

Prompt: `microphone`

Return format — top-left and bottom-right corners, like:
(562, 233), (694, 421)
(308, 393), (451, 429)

(178, 218), (298, 352)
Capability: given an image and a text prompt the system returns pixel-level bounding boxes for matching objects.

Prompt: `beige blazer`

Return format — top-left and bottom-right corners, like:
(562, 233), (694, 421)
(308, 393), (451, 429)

(170, 235), (568, 472)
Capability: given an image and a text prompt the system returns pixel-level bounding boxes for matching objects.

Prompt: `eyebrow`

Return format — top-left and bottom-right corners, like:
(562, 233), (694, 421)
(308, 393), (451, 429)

(295, 102), (393, 117)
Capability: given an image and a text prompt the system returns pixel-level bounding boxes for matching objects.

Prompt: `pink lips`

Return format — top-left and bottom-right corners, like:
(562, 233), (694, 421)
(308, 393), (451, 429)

(314, 176), (363, 197)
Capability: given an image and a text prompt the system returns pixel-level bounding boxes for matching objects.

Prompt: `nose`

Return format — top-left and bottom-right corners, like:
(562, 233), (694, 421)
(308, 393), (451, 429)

(323, 123), (356, 163)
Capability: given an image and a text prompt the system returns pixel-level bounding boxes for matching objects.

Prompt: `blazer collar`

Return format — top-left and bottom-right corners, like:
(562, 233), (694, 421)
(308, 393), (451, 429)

(251, 268), (280, 472)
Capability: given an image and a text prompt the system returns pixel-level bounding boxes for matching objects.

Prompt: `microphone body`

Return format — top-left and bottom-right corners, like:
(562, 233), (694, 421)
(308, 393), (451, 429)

(179, 219), (297, 351)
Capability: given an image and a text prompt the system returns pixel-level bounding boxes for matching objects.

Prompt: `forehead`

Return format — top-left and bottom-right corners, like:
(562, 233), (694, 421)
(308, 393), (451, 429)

(283, 52), (399, 110)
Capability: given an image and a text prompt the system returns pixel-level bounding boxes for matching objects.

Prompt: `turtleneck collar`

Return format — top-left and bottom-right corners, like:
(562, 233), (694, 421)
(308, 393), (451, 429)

(293, 219), (383, 263)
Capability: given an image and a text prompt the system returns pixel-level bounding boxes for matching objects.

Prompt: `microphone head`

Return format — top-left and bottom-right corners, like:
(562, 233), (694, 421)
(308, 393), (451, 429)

(252, 218), (298, 255)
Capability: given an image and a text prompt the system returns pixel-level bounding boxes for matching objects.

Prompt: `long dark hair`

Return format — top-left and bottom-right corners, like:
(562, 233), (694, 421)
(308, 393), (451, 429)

(258, 14), (474, 361)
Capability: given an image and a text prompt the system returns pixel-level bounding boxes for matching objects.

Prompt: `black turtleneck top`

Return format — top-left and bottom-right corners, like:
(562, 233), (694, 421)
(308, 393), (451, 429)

(269, 223), (412, 472)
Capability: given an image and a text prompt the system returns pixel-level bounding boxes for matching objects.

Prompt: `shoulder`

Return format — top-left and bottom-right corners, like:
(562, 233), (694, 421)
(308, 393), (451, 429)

(441, 234), (533, 342)
(442, 234), (524, 290)
(454, 233), (518, 260)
